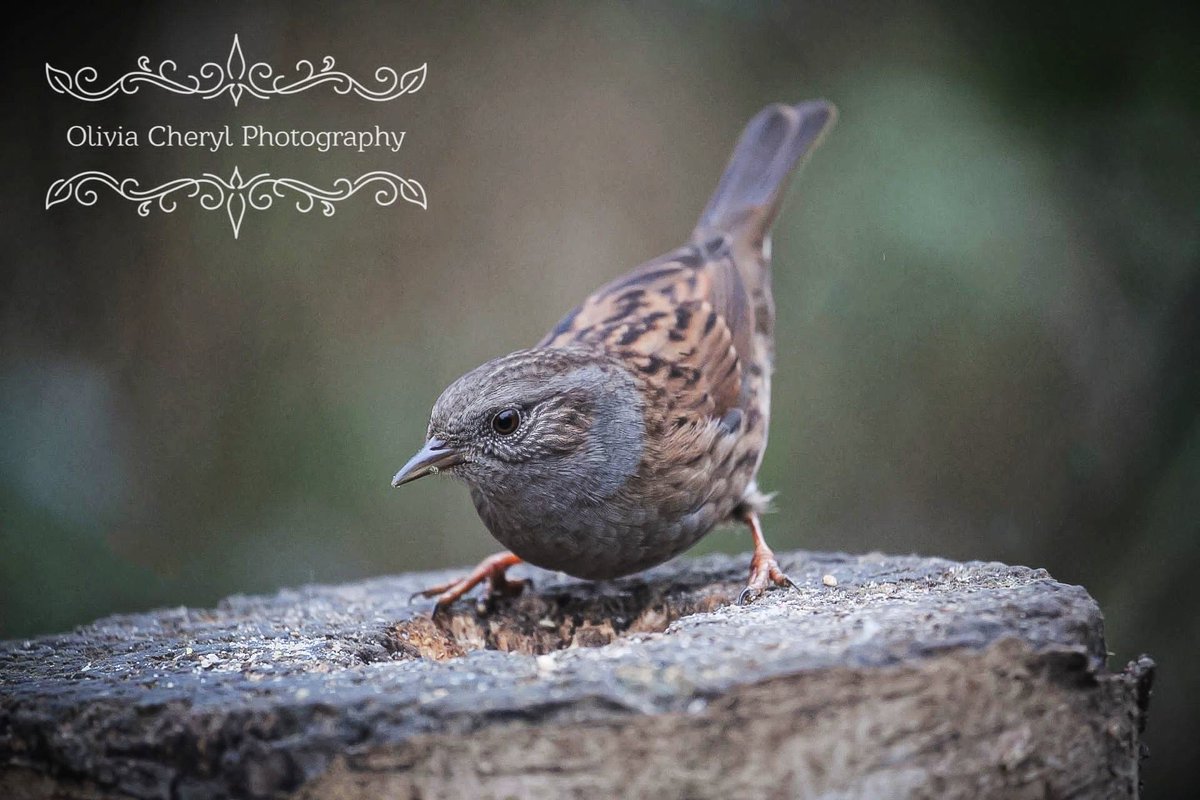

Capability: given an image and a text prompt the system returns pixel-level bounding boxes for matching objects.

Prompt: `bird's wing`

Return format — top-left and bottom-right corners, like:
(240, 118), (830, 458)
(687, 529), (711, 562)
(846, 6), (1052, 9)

(539, 239), (750, 422)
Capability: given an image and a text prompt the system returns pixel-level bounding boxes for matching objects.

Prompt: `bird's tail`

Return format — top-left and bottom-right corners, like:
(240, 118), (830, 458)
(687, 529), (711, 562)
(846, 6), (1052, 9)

(693, 100), (836, 246)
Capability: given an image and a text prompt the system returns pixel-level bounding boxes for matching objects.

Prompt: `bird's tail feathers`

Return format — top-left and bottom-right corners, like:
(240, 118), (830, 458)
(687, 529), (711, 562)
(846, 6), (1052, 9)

(693, 100), (837, 246)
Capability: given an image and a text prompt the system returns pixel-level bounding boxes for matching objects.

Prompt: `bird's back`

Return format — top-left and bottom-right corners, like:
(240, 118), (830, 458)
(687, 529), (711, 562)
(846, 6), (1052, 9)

(530, 101), (837, 577)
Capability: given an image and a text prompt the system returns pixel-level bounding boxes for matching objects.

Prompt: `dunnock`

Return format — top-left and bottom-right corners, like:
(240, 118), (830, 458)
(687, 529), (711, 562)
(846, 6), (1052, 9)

(394, 101), (836, 610)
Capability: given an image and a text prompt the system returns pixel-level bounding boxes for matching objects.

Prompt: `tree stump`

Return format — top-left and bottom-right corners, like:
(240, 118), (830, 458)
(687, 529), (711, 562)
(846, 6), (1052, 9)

(0, 551), (1154, 799)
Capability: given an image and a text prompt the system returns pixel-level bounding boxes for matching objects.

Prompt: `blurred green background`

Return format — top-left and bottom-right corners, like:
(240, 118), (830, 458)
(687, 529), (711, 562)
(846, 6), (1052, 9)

(2, 0), (1196, 794)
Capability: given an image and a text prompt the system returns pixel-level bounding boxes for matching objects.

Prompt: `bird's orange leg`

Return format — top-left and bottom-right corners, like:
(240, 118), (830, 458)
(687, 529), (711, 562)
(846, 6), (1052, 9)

(412, 551), (526, 612)
(738, 511), (798, 605)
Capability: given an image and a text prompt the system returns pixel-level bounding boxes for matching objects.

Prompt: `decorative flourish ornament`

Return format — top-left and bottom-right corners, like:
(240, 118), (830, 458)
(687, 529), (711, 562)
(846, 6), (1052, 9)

(45, 168), (427, 239)
(46, 35), (425, 106)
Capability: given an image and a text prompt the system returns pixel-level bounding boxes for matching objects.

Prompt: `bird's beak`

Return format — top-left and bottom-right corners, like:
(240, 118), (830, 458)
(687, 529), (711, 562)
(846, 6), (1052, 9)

(392, 438), (465, 487)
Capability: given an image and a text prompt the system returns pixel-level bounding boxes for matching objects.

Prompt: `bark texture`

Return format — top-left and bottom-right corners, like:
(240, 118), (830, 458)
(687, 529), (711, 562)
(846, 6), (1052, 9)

(0, 551), (1154, 799)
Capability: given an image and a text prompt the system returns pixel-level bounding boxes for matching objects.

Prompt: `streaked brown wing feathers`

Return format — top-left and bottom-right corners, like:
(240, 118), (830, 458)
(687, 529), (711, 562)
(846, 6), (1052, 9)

(540, 245), (750, 420)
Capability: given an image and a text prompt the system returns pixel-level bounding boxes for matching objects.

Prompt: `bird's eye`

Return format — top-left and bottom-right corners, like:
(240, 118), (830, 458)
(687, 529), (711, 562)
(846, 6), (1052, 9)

(491, 408), (521, 436)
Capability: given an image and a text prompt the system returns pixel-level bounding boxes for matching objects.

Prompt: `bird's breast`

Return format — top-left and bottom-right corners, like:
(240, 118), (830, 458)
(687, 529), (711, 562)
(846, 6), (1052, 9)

(469, 421), (764, 580)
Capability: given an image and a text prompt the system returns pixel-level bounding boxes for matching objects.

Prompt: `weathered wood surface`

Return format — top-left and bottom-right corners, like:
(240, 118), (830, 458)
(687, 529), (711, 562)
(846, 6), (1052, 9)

(0, 550), (1153, 799)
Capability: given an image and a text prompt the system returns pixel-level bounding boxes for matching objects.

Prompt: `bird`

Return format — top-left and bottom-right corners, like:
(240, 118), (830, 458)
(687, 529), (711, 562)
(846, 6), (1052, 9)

(392, 100), (837, 611)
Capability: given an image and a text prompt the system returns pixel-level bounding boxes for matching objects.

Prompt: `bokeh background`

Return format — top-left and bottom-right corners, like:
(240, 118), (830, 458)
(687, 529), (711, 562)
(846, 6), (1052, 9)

(2, 0), (1196, 794)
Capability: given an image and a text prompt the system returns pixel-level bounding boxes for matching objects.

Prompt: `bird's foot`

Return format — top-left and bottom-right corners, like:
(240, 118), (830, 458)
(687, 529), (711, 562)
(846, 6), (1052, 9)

(410, 552), (527, 614)
(738, 551), (798, 604)
(737, 510), (799, 605)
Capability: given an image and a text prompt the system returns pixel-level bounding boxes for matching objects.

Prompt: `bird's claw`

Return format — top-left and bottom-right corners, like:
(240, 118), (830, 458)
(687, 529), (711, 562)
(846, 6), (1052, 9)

(738, 559), (799, 605)
(411, 554), (529, 614)
(408, 581), (455, 604)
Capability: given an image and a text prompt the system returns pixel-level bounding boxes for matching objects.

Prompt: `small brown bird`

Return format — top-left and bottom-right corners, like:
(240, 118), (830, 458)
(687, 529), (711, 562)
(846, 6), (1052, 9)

(393, 101), (836, 610)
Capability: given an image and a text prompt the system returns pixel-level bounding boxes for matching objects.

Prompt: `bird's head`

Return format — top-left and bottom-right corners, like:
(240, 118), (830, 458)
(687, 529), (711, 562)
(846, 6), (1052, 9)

(392, 348), (645, 502)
